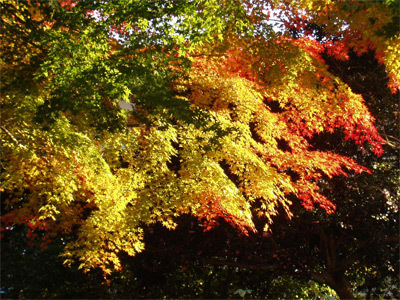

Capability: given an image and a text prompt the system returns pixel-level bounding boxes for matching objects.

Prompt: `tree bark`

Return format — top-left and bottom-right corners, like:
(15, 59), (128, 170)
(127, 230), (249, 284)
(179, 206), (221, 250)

(311, 270), (357, 300)
(330, 272), (357, 300)
(313, 227), (357, 299)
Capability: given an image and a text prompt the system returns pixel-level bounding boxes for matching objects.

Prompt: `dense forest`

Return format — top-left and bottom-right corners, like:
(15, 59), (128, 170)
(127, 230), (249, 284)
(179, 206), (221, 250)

(1, 0), (399, 299)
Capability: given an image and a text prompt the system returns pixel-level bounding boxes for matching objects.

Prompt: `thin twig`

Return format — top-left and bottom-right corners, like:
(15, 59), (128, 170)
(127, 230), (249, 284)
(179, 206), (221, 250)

(1, 125), (26, 148)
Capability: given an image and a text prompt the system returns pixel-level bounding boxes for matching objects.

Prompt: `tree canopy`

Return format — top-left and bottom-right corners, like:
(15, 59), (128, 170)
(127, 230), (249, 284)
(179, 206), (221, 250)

(1, 0), (399, 286)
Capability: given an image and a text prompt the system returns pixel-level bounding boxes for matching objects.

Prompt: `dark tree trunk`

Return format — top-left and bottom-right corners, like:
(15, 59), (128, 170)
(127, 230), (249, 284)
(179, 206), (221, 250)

(330, 273), (357, 300)
(313, 228), (357, 299)
(311, 270), (357, 300)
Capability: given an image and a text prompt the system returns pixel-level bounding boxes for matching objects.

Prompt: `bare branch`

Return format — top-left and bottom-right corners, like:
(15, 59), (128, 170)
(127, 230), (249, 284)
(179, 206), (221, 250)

(202, 257), (277, 271)
(0, 125), (26, 148)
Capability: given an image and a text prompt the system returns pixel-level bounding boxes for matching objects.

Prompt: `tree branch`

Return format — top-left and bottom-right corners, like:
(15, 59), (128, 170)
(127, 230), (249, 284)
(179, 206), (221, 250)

(309, 270), (334, 286)
(1, 125), (26, 148)
(201, 257), (277, 271)
(382, 127), (400, 149)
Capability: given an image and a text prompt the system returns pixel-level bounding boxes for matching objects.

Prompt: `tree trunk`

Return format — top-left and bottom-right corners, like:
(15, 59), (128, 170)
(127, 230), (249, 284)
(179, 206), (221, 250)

(330, 272), (357, 300)
(311, 270), (356, 300)
(314, 228), (357, 299)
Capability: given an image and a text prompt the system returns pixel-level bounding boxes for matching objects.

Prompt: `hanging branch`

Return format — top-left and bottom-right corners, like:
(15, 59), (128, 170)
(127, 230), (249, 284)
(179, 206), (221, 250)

(1, 125), (26, 149)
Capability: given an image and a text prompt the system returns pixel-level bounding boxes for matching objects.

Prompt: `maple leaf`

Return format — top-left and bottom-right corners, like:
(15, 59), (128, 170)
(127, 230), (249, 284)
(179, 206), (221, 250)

(1, 0), (393, 275)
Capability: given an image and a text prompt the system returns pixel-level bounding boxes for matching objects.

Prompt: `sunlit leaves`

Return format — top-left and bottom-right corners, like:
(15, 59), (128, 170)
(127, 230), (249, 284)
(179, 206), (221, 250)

(1, 0), (394, 276)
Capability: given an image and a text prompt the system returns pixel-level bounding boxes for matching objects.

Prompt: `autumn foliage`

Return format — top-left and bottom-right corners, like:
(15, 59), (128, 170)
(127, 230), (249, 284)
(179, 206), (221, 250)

(1, 0), (398, 275)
